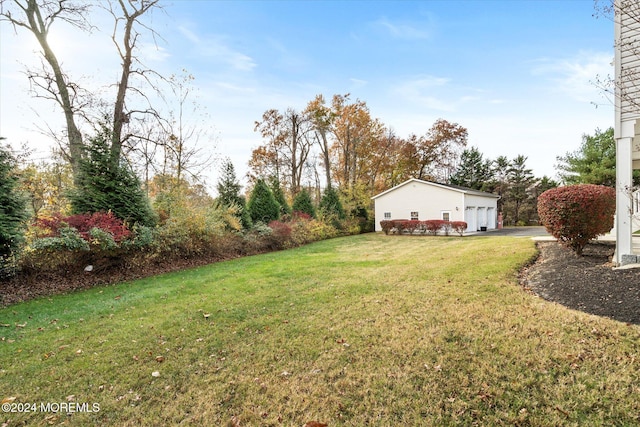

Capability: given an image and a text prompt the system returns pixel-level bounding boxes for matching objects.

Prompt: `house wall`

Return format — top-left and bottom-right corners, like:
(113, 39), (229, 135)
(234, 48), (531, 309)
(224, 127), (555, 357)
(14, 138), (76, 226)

(373, 181), (464, 231)
(463, 194), (499, 230)
(373, 181), (499, 232)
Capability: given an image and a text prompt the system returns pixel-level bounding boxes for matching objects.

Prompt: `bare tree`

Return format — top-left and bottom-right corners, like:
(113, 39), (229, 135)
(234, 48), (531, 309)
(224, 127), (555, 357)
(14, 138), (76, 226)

(1, 0), (92, 175)
(1, 0), (164, 175)
(104, 0), (161, 165)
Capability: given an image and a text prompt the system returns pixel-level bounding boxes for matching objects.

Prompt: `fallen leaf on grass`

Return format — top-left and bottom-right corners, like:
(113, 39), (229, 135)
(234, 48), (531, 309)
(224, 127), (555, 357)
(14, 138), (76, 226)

(155, 355), (165, 363)
(304, 422), (328, 427)
(152, 371), (160, 377)
(1, 396), (16, 404)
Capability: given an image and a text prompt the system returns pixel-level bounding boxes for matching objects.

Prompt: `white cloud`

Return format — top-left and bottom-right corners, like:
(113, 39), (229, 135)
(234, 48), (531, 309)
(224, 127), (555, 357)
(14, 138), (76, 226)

(177, 24), (256, 72)
(531, 51), (613, 102)
(373, 16), (432, 40)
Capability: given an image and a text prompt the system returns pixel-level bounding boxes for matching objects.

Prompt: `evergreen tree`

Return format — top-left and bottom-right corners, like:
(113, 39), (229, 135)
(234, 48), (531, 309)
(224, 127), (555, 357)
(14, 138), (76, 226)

(247, 178), (280, 224)
(505, 155), (536, 226)
(269, 176), (291, 217)
(216, 159), (252, 229)
(557, 127), (640, 187)
(449, 146), (493, 190)
(217, 159), (242, 207)
(292, 188), (316, 218)
(319, 187), (345, 219)
(0, 142), (28, 273)
(68, 130), (156, 226)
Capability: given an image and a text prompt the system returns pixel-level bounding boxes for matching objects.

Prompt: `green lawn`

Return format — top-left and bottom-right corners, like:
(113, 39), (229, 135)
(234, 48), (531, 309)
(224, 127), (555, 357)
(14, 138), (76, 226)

(1, 234), (639, 426)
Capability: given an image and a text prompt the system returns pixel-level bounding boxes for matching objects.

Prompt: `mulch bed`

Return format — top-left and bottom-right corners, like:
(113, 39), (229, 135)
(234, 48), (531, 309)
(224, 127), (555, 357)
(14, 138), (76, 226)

(521, 241), (640, 325)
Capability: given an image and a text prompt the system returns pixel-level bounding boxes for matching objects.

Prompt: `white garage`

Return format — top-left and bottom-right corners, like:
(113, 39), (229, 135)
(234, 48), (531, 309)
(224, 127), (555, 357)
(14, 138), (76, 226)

(372, 178), (500, 232)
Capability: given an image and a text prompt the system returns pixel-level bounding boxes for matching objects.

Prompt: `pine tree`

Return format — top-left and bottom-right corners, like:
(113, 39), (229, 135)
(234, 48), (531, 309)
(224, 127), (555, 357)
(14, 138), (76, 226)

(216, 159), (252, 228)
(292, 188), (316, 218)
(449, 146), (493, 190)
(68, 130), (156, 226)
(319, 187), (345, 219)
(269, 176), (291, 217)
(0, 143), (28, 274)
(247, 178), (280, 224)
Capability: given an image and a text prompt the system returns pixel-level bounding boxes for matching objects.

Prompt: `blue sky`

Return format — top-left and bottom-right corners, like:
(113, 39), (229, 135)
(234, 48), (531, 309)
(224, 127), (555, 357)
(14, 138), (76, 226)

(0, 0), (614, 191)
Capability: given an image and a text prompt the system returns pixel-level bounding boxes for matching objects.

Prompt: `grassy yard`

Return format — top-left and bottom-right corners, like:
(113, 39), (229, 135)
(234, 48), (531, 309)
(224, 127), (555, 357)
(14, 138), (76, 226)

(1, 234), (639, 426)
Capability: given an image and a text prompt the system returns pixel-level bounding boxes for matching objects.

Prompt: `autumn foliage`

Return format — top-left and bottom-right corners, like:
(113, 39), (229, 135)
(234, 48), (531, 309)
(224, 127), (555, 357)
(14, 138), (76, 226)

(537, 184), (615, 255)
(34, 211), (131, 243)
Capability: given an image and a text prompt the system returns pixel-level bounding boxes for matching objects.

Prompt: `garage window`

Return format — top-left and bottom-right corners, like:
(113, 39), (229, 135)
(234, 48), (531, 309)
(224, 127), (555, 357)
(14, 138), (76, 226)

(410, 211), (419, 220)
(442, 211), (451, 221)
(384, 212), (391, 219)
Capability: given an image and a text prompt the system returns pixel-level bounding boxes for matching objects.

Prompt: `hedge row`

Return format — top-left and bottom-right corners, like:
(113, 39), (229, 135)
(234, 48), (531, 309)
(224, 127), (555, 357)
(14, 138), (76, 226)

(380, 219), (467, 236)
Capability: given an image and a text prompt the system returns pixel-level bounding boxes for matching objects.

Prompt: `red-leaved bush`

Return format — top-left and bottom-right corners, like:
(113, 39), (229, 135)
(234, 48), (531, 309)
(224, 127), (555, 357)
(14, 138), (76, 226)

(537, 184), (615, 255)
(34, 211), (131, 243)
(379, 219), (467, 236)
(451, 221), (468, 236)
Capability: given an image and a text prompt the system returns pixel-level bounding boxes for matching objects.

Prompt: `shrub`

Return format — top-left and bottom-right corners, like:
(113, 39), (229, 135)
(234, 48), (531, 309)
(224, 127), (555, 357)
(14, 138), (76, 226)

(403, 220), (422, 234)
(451, 221), (468, 236)
(424, 220), (444, 235)
(22, 227), (91, 270)
(292, 189), (316, 219)
(319, 187), (346, 220)
(33, 211), (131, 243)
(538, 184), (616, 255)
(248, 179), (280, 224)
(380, 220), (394, 235)
(267, 220), (293, 249)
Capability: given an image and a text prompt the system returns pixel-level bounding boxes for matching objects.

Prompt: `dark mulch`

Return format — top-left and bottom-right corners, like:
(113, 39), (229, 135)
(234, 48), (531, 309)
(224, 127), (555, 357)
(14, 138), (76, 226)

(521, 241), (640, 325)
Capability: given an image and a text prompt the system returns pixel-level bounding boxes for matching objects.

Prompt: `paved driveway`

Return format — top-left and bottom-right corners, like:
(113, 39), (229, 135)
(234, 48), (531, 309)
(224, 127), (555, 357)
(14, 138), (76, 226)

(472, 226), (551, 237)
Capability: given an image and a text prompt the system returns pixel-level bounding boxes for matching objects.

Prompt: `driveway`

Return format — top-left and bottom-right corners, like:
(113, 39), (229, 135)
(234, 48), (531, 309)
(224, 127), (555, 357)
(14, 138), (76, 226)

(471, 226), (551, 237)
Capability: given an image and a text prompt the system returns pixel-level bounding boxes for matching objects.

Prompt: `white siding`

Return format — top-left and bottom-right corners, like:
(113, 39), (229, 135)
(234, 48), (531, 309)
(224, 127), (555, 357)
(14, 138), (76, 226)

(373, 181), (464, 231)
(372, 179), (499, 232)
(619, 6), (640, 123)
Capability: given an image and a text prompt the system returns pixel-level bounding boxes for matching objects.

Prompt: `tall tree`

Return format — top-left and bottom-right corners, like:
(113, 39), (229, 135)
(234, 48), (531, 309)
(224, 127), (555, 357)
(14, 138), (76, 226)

(305, 94), (335, 189)
(1, 0), (162, 175)
(216, 158), (251, 229)
(1, 0), (91, 175)
(402, 119), (468, 182)
(252, 108), (313, 195)
(449, 146), (493, 190)
(505, 155), (536, 226)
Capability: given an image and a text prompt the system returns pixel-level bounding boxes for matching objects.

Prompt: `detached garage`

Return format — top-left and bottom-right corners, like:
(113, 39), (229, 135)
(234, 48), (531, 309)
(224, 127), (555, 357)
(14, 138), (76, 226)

(371, 178), (500, 232)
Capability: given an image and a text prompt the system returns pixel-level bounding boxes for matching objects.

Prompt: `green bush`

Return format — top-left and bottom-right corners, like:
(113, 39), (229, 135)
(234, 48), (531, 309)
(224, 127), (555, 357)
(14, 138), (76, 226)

(248, 179), (280, 224)
(538, 184), (616, 255)
(319, 187), (345, 219)
(292, 188), (316, 218)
